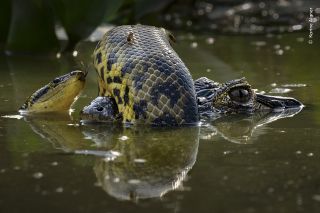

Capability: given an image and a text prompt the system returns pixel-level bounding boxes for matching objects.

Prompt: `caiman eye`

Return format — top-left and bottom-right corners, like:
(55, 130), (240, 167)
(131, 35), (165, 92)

(228, 88), (251, 103)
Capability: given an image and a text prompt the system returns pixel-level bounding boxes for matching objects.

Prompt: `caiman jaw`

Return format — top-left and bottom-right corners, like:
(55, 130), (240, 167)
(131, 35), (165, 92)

(255, 94), (303, 110)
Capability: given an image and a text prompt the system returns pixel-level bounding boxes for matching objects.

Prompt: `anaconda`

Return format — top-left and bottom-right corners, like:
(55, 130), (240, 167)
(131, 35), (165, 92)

(20, 25), (303, 125)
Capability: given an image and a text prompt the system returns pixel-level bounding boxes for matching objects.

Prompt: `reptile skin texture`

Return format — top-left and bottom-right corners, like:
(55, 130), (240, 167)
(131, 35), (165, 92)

(93, 25), (199, 125)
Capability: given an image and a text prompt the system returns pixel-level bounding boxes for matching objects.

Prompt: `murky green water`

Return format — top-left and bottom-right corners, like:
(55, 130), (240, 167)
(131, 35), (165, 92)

(0, 31), (320, 213)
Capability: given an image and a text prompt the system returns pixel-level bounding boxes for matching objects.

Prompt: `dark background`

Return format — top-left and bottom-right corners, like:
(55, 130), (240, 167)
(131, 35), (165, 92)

(0, 0), (319, 54)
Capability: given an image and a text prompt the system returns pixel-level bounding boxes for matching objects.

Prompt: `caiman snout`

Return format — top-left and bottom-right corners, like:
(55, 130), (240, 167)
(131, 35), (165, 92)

(256, 94), (303, 110)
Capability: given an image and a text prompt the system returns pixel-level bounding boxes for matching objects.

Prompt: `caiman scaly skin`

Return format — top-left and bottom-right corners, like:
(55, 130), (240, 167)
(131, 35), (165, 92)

(93, 25), (199, 125)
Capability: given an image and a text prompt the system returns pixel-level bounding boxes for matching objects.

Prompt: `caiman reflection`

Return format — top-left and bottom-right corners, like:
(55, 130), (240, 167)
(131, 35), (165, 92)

(200, 107), (303, 144)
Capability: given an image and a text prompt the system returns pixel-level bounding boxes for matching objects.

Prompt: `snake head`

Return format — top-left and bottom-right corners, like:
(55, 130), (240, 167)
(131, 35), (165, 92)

(19, 71), (86, 113)
(195, 77), (303, 115)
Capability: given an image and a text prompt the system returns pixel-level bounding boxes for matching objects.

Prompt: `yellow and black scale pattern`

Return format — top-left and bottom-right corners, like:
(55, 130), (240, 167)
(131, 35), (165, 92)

(93, 25), (199, 125)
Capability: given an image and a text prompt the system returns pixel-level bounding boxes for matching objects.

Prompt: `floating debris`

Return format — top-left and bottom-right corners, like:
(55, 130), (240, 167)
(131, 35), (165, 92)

(272, 13), (279, 20)
(206, 37), (215, 44)
(113, 177), (120, 183)
(134, 158), (146, 163)
(273, 44), (281, 49)
(128, 179), (141, 184)
(251, 41), (266, 47)
(1, 115), (23, 120)
(307, 153), (314, 157)
(33, 172), (44, 179)
(292, 25), (303, 31)
(275, 49), (284, 55)
(270, 83), (277, 87)
(83, 136), (92, 140)
(295, 150), (302, 155)
(190, 42), (198, 48)
(267, 187), (275, 193)
(119, 136), (129, 141)
(41, 190), (48, 196)
(67, 123), (80, 127)
(55, 187), (64, 193)
(72, 50), (78, 57)
(13, 166), (21, 170)
(75, 150), (121, 159)
(186, 20), (192, 27)
(223, 151), (232, 155)
(51, 161), (59, 166)
(313, 195), (320, 202)
(296, 37), (304, 42)
(259, 2), (266, 8)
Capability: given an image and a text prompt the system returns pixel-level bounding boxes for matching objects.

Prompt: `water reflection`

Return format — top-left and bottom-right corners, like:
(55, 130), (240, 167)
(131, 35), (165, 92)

(20, 104), (303, 201)
(92, 126), (199, 200)
(200, 107), (303, 144)
(23, 114), (199, 200)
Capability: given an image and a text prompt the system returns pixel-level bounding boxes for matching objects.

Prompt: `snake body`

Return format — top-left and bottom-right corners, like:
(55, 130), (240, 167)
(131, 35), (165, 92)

(93, 25), (199, 125)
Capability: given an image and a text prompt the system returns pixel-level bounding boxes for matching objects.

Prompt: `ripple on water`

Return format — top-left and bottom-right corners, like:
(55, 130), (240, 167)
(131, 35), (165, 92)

(269, 88), (292, 94)
(1, 115), (23, 120)
(281, 83), (307, 88)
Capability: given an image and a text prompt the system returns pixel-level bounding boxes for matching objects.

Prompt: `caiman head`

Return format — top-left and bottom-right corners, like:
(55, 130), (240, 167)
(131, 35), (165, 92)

(80, 77), (303, 123)
(195, 77), (303, 117)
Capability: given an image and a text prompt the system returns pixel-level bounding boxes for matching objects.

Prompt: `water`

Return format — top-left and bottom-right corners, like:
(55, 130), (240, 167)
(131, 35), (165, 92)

(0, 31), (320, 212)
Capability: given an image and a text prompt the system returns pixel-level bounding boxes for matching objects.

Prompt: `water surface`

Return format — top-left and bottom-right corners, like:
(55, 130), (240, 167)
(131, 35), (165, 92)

(0, 31), (320, 213)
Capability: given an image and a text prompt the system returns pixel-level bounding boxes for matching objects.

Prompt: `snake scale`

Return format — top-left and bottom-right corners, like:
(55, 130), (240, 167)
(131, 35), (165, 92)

(93, 25), (199, 125)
